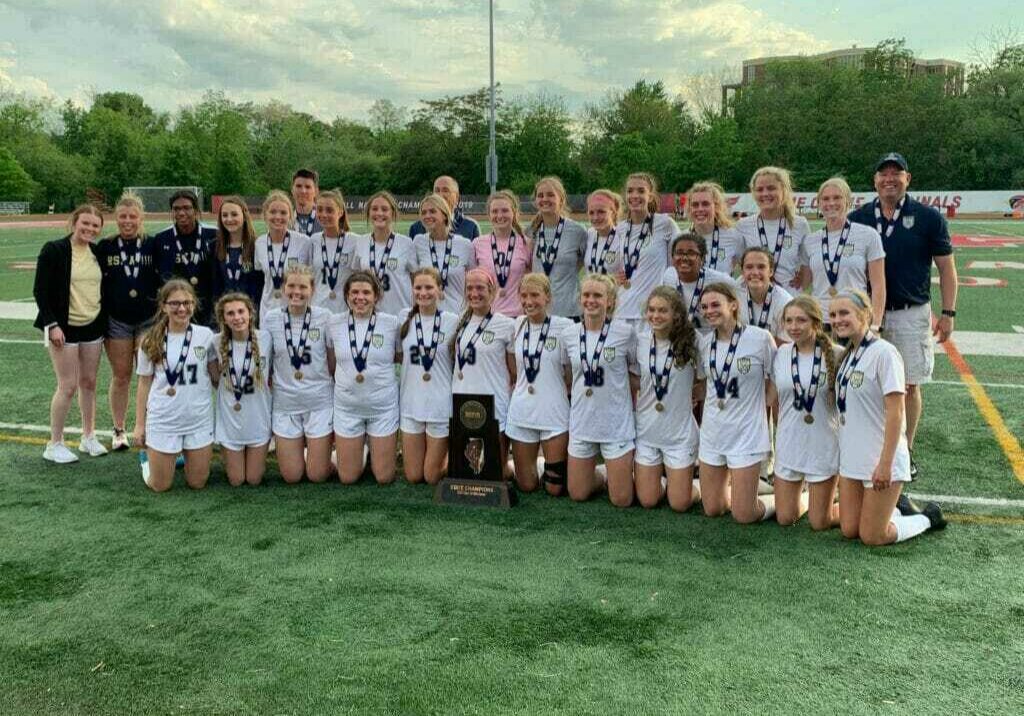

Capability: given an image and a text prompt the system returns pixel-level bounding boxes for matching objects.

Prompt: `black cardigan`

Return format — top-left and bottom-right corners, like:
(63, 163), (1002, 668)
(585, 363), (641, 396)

(33, 236), (106, 333)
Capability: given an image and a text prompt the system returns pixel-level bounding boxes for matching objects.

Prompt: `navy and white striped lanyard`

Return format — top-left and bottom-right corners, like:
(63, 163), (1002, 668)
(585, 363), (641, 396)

(836, 333), (875, 416)
(648, 337), (674, 402)
(457, 312), (492, 371)
(321, 232), (345, 292)
(369, 233), (395, 284)
(678, 267), (707, 326)
(522, 316), (551, 384)
(415, 311), (442, 374)
(163, 325), (193, 389)
(428, 233), (454, 289)
(118, 237), (141, 282)
(228, 334), (254, 405)
(284, 308), (311, 372)
(791, 344), (822, 415)
(579, 318), (611, 387)
(348, 312), (378, 373)
(268, 232), (291, 290)
(821, 221), (852, 289)
(623, 216), (653, 281)
(746, 286), (775, 330)
(490, 234), (517, 289)
(873, 197), (905, 239)
(756, 216), (787, 268)
(587, 229), (616, 274)
(536, 219), (564, 276)
(709, 325), (742, 402)
(296, 209), (317, 236)
(707, 225), (722, 271)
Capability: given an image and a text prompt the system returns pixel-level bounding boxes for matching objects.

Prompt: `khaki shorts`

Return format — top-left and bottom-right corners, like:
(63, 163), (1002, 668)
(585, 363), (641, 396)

(884, 304), (933, 385)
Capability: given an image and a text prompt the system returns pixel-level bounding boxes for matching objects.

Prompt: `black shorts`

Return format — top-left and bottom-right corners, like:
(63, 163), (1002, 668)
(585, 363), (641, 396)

(62, 317), (107, 344)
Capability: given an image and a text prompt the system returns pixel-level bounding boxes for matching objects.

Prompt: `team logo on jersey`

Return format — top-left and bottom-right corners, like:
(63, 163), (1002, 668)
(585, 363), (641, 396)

(545, 337), (557, 351)
(605, 252), (619, 264)
(481, 330), (495, 345)
(287, 257), (299, 267)
(736, 357), (751, 374)
(843, 245), (856, 257)
(783, 236), (793, 249)
(194, 346), (206, 360)
(387, 258), (399, 270)
(308, 328), (321, 342)
(902, 215), (915, 229)
(603, 347), (616, 362)
(438, 331), (447, 341)
(850, 370), (865, 388)
(450, 257), (461, 267)
(371, 334), (384, 348)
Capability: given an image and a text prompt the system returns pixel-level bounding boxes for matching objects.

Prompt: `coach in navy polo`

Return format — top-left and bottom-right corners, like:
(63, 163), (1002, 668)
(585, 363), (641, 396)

(152, 190), (218, 325)
(849, 152), (958, 477)
(407, 175), (481, 240)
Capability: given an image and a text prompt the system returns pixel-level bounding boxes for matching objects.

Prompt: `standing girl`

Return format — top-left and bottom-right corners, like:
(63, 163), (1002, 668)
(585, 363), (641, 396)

(686, 181), (741, 275)
(697, 282), (777, 523)
(633, 287), (701, 511)
(528, 177), (586, 318)
(399, 267), (460, 485)
(736, 167), (809, 289)
(265, 264), (335, 484)
(212, 293), (272, 487)
(472, 190), (533, 317)
(97, 192), (157, 451)
(769, 296), (842, 529)
(582, 189), (624, 279)
(614, 172), (679, 329)
(564, 274), (638, 507)
(413, 193), (476, 314)
(256, 190), (313, 318)
(506, 274), (573, 495)
(830, 290), (945, 545)
(661, 233), (736, 334)
(452, 269), (517, 479)
(311, 189), (356, 316)
(737, 247), (792, 343)
(329, 270), (400, 485)
(353, 191), (416, 316)
(35, 204), (109, 463)
(212, 195), (263, 313)
(132, 280), (217, 491)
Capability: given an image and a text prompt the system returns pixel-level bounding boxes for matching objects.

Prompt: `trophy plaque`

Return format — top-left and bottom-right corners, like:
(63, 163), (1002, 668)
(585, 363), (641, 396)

(435, 394), (517, 508)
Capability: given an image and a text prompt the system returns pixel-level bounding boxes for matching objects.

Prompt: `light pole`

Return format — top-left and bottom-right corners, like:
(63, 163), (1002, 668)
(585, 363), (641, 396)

(486, 0), (498, 195)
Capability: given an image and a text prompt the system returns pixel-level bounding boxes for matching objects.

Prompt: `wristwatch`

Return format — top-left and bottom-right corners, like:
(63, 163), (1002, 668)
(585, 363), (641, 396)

(941, 309), (957, 318)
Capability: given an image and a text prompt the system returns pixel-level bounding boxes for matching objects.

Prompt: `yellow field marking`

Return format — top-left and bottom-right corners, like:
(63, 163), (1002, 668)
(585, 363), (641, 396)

(0, 433), (48, 446)
(943, 335), (1024, 484)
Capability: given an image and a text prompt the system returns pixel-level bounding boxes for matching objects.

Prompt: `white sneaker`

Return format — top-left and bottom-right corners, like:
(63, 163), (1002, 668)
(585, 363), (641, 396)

(78, 434), (109, 457)
(43, 441), (79, 464)
(111, 429), (130, 452)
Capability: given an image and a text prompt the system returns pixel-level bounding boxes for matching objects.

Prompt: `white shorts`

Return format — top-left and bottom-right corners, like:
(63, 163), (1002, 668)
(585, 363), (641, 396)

(884, 304), (933, 384)
(272, 407), (334, 440)
(400, 416), (450, 439)
(218, 437), (271, 452)
(335, 410), (399, 439)
(569, 436), (634, 460)
(841, 474), (912, 490)
(699, 448), (769, 470)
(635, 439), (697, 470)
(505, 422), (566, 444)
(146, 427), (214, 454)
(774, 465), (834, 484)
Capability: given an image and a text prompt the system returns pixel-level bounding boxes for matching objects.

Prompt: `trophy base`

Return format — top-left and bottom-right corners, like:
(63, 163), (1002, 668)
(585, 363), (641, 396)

(434, 478), (518, 509)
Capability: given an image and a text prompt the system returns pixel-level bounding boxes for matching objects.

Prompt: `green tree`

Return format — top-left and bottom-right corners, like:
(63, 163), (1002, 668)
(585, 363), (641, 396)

(0, 145), (38, 201)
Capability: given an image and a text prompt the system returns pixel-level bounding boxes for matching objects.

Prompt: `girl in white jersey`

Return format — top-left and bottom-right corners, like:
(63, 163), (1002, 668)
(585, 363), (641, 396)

(661, 232), (737, 335)
(255, 190), (313, 319)
(133, 280), (217, 491)
(211, 293), (272, 487)
(413, 193), (475, 314)
(829, 290), (945, 545)
(528, 177), (586, 318)
(686, 181), (742, 275)
(330, 270), (400, 485)
(352, 191), (416, 316)
(614, 172), (678, 326)
(582, 189), (625, 279)
(768, 296), (842, 529)
(737, 247), (792, 343)
(451, 268), (517, 479)
(266, 264), (336, 484)
(633, 286), (701, 511)
(736, 167), (809, 289)
(566, 273), (638, 507)
(506, 273), (573, 495)
(399, 267), (460, 485)
(310, 189), (355, 316)
(801, 177), (886, 326)
(697, 282), (777, 523)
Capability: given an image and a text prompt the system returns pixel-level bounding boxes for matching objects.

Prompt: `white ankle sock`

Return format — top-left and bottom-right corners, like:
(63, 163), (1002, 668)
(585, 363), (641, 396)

(759, 495), (776, 521)
(893, 513), (930, 542)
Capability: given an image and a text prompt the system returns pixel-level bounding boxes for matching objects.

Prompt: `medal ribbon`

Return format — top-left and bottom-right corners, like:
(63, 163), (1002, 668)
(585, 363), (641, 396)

(348, 312), (378, 373)
(677, 267), (707, 329)
(522, 316), (551, 384)
(536, 219), (564, 276)
(175, 230), (203, 281)
(648, 337), (674, 402)
(756, 216), (787, 269)
(707, 225), (722, 271)
(321, 232), (345, 291)
(873, 197), (905, 239)
(296, 209), (317, 235)
(415, 311), (442, 374)
(836, 333), (876, 415)
(579, 318), (611, 387)
(163, 325), (193, 389)
(791, 344), (822, 416)
(268, 232), (291, 290)
(709, 325), (742, 401)
(746, 286), (775, 330)
(821, 221), (852, 290)
(369, 233), (396, 284)
(118, 238), (141, 286)
(457, 312), (492, 371)
(225, 249), (243, 286)
(587, 229), (615, 274)
(490, 233), (517, 289)
(623, 217), (652, 281)
(428, 233), (454, 289)
(284, 308), (311, 371)
(228, 335), (254, 403)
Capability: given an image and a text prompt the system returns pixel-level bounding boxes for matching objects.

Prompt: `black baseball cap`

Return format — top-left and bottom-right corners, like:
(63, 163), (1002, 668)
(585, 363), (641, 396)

(875, 152), (909, 172)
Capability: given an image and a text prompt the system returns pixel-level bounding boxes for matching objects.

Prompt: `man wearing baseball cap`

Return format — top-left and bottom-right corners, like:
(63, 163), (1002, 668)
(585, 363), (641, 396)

(848, 152), (958, 479)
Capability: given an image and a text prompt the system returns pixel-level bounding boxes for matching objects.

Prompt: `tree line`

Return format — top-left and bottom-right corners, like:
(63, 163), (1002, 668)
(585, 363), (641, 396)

(1, 39), (1022, 212)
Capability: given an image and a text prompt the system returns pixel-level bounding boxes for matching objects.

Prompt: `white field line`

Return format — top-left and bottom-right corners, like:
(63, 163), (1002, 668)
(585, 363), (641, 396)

(0, 422), (114, 438)
(906, 492), (1024, 509)
(931, 379), (1024, 390)
(0, 337), (40, 344)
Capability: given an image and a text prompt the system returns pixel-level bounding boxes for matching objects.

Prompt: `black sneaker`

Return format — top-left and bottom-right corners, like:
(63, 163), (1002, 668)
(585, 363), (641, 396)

(909, 453), (918, 479)
(896, 493), (921, 516)
(923, 502), (947, 531)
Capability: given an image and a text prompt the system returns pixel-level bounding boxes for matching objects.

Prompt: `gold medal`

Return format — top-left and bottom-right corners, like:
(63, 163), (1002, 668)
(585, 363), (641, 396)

(355, 373), (365, 383)
(717, 399), (725, 409)
(655, 402), (664, 412)
(422, 373), (431, 382)
(294, 370), (303, 380)
(498, 288), (505, 298)
(828, 286), (838, 297)
(129, 289), (138, 298)
(527, 385), (535, 394)
(274, 290), (282, 299)
(622, 280), (632, 289)
(839, 414), (846, 425)
(190, 276), (198, 286)
(457, 371), (464, 380)
(803, 414), (814, 425)
(329, 291), (337, 300)
(585, 388), (594, 397)
(233, 402), (242, 412)
(166, 387), (176, 396)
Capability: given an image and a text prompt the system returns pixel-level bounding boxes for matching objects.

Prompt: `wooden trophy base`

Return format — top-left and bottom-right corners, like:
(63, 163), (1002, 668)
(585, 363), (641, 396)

(434, 478), (518, 509)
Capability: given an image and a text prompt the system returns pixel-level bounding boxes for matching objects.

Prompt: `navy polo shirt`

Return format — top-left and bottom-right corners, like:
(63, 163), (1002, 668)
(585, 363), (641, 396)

(407, 208), (481, 240)
(152, 223), (219, 323)
(848, 196), (952, 310)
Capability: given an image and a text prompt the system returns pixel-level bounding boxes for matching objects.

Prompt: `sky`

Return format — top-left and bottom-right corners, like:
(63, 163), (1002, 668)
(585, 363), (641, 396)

(0, 0), (1016, 119)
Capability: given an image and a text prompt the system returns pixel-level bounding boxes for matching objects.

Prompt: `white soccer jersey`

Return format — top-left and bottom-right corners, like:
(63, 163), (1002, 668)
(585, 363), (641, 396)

(738, 283), (793, 343)
(697, 325), (776, 456)
(528, 218), (587, 317)
(399, 308), (459, 423)
(564, 319), (638, 443)
(836, 338), (911, 481)
(633, 328), (699, 451)
(736, 214), (810, 287)
(351, 233), (416, 316)
(309, 231), (356, 315)
(137, 324), (216, 436)
(772, 341), (841, 477)
(212, 329), (273, 448)
(328, 311), (399, 421)
(799, 222), (885, 318)
(265, 306), (334, 415)
(413, 233), (476, 314)
(661, 266), (737, 335)
(507, 315), (573, 434)
(452, 312), (516, 428)
(698, 225), (743, 275)
(614, 213), (679, 319)
(582, 227), (625, 279)
(255, 231), (314, 318)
